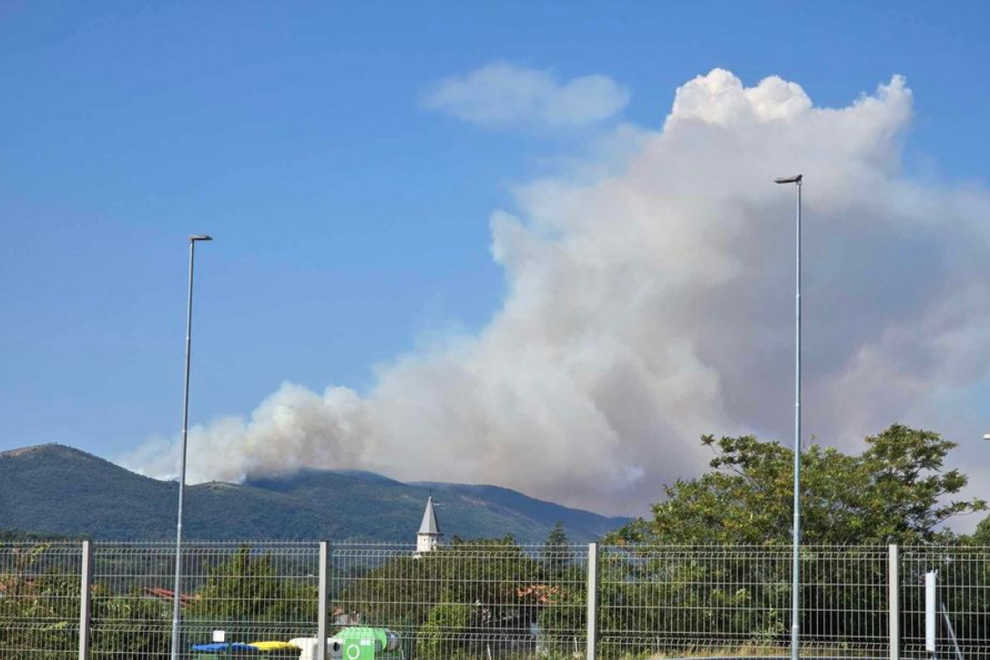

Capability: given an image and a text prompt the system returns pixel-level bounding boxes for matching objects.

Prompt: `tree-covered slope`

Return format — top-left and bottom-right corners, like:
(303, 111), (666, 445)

(0, 444), (626, 542)
(411, 481), (631, 540)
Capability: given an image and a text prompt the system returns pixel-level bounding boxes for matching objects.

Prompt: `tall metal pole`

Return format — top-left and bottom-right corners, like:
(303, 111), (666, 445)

(775, 174), (802, 660)
(791, 177), (802, 660)
(171, 235), (211, 660)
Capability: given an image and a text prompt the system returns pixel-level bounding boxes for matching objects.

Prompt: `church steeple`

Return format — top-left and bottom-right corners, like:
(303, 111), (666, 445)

(416, 495), (441, 553)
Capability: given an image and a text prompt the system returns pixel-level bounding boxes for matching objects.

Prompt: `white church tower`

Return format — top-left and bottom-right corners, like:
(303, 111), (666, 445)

(416, 496), (442, 553)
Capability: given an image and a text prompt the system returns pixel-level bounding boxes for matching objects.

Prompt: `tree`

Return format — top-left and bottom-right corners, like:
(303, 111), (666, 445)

(415, 603), (474, 660)
(595, 425), (988, 657)
(338, 536), (537, 626)
(0, 546), (77, 660)
(540, 523), (573, 573)
(336, 535), (583, 659)
(969, 515), (990, 545)
(185, 546), (318, 645)
(607, 424), (985, 546)
(543, 523), (569, 550)
(90, 589), (170, 658)
(188, 546), (318, 620)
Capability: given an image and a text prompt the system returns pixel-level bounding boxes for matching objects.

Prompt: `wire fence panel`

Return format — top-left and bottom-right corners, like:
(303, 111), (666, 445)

(0, 541), (82, 660)
(901, 546), (990, 660)
(90, 542), (173, 659)
(597, 545), (889, 660)
(800, 547), (889, 657)
(90, 542), (320, 660)
(2, 541), (988, 659)
(329, 542), (588, 660)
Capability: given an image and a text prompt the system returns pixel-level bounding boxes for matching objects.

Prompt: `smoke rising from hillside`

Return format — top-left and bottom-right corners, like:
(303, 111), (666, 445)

(124, 69), (990, 514)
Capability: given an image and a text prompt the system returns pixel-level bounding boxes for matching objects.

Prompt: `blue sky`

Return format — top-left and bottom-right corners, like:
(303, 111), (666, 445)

(2, 2), (990, 509)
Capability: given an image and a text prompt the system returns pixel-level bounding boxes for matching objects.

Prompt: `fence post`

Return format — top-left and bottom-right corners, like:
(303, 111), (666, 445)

(586, 542), (598, 660)
(78, 540), (93, 660)
(888, 544), (899, 660)
(888, 545), (899, 660)
(317, 541), (329, 660)
(925, 571), (937, 656)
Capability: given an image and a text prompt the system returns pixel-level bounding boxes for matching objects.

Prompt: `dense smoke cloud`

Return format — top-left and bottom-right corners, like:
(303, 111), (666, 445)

(125, 69), (990, 515)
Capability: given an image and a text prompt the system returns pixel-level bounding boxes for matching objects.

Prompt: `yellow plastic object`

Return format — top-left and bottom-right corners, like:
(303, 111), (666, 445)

(249, 641), (299, 652)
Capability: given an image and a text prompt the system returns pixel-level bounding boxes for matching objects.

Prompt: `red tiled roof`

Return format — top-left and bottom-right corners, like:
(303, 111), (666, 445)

(143, 587), (199, 607)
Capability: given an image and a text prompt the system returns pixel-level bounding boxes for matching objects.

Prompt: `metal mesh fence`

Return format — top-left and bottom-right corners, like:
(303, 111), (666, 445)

(901, 546), (990, 660)
(1, 541), (988, 659)
(329, 542), (588, 660)
(88, 542), (171, 659)
(597, 545), (889, 659)
(90, 542), (320, 660)
(0, 541), (82, 660)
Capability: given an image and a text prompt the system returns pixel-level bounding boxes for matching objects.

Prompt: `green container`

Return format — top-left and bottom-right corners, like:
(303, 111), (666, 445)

(336, 627), (398, 660)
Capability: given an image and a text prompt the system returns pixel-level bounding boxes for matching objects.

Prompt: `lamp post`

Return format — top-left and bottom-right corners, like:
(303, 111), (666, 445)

(171, 234), (212, 660)
(775, 174), (802, 660)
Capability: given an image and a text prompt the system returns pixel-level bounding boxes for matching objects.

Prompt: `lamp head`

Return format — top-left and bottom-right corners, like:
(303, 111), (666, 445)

(189, 235), (213, 242)
(775, 174), (803, 184)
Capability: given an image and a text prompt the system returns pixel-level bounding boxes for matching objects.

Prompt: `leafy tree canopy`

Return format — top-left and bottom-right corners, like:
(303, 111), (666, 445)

(187, 546), (317, 622)
(607, 424), (985, 546)
(967, 515), (990, 545)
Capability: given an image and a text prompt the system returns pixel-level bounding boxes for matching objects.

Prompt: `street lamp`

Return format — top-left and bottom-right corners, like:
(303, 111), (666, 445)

(984, 434), (990, 441)
(775, 174), (802, 660)
(171, 234), (212, 660)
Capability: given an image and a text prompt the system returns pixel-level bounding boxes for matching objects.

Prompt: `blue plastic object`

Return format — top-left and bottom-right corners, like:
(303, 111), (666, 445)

(191, 642), (260, 653)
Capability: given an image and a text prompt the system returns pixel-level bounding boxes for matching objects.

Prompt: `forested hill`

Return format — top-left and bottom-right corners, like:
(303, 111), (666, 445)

(0, 444), (628, 542)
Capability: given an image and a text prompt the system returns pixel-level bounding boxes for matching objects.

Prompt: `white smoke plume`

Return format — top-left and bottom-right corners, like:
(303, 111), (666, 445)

(421, 62), (631, 129)
(125, 69), (990, 515)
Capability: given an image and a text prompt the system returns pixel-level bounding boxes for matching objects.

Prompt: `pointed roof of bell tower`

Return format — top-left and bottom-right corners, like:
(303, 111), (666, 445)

(418, 495), (441, 536)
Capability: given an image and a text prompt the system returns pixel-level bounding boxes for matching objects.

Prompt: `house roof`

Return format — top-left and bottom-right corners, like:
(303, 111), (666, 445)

(143, 587), (198, 607)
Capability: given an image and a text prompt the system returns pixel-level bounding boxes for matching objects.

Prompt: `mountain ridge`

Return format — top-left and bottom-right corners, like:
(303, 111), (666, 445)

(0, 443), (629, 543)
